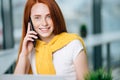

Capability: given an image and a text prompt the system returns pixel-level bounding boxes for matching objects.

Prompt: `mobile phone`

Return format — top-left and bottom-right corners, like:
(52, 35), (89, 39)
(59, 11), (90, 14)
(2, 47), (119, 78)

(29, 17), (37, 47)
(29, 17), (35, 31)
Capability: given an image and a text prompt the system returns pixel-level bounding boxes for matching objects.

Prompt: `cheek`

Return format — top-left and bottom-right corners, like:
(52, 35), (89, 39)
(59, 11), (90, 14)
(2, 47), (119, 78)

(50, 22), (54, 30)
(33, 21), (39, 28)
(48, 20), (54, 26)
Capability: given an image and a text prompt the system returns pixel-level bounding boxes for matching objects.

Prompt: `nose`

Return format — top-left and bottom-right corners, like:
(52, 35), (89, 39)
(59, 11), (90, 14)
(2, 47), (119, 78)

(41, 18), (48, 26)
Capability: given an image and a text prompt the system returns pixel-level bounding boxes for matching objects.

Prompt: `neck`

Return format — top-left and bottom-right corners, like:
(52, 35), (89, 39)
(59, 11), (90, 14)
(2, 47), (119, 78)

(40, 34), (55, 43)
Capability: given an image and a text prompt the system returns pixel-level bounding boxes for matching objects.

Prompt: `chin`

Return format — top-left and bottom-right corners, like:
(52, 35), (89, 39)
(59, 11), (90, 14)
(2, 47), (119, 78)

(39, 33), (52, 38)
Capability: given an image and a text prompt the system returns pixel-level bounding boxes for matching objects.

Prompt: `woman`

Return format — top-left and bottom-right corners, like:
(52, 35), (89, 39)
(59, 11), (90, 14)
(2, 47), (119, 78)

(14, 0), (89, 80)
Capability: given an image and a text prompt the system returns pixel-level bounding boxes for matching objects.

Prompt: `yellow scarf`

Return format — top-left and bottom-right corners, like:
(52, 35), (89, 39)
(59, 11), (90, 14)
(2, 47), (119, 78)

(35, 32), (86, 74)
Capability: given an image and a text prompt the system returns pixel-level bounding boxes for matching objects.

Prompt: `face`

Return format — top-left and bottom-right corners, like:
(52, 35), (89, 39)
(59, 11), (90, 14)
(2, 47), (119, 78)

(31, 3), (54, 42)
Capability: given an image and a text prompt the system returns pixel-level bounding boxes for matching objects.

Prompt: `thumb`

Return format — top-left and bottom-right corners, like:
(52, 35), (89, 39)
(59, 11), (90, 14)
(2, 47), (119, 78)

(27, 23), (30, 32)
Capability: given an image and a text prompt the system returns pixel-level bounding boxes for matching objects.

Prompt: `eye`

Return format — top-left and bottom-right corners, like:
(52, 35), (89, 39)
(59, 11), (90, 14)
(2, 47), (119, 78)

(35, 16), (40, 19)
(33, 16), (41, 21)
(47, 14), (51, 19)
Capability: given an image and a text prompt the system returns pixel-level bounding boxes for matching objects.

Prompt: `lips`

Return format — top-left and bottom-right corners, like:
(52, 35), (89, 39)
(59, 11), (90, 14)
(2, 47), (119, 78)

(39, 27), (50, 33)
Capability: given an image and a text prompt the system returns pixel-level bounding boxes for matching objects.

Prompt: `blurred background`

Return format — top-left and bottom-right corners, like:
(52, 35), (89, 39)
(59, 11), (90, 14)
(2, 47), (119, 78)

(0, 0), (120, 79)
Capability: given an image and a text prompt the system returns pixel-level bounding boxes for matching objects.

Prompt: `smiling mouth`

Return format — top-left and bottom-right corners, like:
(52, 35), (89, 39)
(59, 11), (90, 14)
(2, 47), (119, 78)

(39, 27), (50, 32)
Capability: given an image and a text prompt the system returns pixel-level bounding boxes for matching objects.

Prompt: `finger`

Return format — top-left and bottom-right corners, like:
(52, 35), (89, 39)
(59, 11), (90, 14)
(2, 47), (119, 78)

(24, 37), (34, 43)
(27, 37), (34, 42)
(27, 31), (37, 35)
(28, 35), (38, 39)
(27, 23), (30, 32)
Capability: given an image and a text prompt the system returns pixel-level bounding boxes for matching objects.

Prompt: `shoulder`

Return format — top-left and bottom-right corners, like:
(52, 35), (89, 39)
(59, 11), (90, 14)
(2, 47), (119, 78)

(66, 39), (84, 61)
(67, 39), (83, 49)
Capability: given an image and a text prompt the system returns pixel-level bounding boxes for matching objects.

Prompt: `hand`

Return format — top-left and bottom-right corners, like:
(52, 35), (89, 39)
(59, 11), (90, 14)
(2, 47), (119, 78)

(21, 23), (38, 56)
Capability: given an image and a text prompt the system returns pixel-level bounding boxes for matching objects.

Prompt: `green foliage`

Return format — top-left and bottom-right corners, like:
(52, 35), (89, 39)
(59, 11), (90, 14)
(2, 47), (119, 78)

(80, 24), (87, 38)
(81, 24), (87, 30)
(85, 69), (112, 80)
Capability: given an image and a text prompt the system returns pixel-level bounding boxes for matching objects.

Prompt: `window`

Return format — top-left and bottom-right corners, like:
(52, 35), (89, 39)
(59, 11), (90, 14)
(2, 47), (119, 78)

(102, 0), (120, 69)
(12, 0), (26, 46)
(0, 1), (3, 49)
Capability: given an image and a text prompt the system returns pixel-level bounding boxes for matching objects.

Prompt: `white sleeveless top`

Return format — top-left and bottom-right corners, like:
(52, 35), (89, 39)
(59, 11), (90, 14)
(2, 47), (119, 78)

(29, 40), (84, 80)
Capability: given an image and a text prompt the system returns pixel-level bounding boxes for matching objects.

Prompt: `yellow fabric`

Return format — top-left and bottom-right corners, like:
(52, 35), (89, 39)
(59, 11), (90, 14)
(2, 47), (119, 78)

(28, 66), (33, 74)
(35, 32), (86, 74)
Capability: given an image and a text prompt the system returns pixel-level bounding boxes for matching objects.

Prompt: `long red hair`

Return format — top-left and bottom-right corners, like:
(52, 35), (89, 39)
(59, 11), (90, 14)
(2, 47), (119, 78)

(18, 0), (67, 57)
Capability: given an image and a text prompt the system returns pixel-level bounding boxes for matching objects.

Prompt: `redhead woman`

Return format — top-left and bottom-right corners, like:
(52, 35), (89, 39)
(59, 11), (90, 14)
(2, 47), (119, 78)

(14, 0), (89, 80)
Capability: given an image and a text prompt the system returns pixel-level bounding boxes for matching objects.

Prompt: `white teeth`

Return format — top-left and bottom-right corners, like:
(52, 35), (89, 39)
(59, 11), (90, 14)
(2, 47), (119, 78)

(40, 28), (47, 29)
(39, 27), (50, 32)
(40, 28), (48, 30)
(39, 27), (50, 30)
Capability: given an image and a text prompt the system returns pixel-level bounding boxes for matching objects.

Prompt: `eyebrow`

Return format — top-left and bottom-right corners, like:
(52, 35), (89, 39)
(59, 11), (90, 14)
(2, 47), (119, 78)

(33, 13), (51, 17)
(34, 15), (41, 17)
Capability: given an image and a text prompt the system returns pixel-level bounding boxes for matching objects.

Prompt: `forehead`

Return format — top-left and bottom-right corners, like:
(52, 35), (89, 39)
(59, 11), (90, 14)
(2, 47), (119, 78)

(31, 3), (50, 16)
